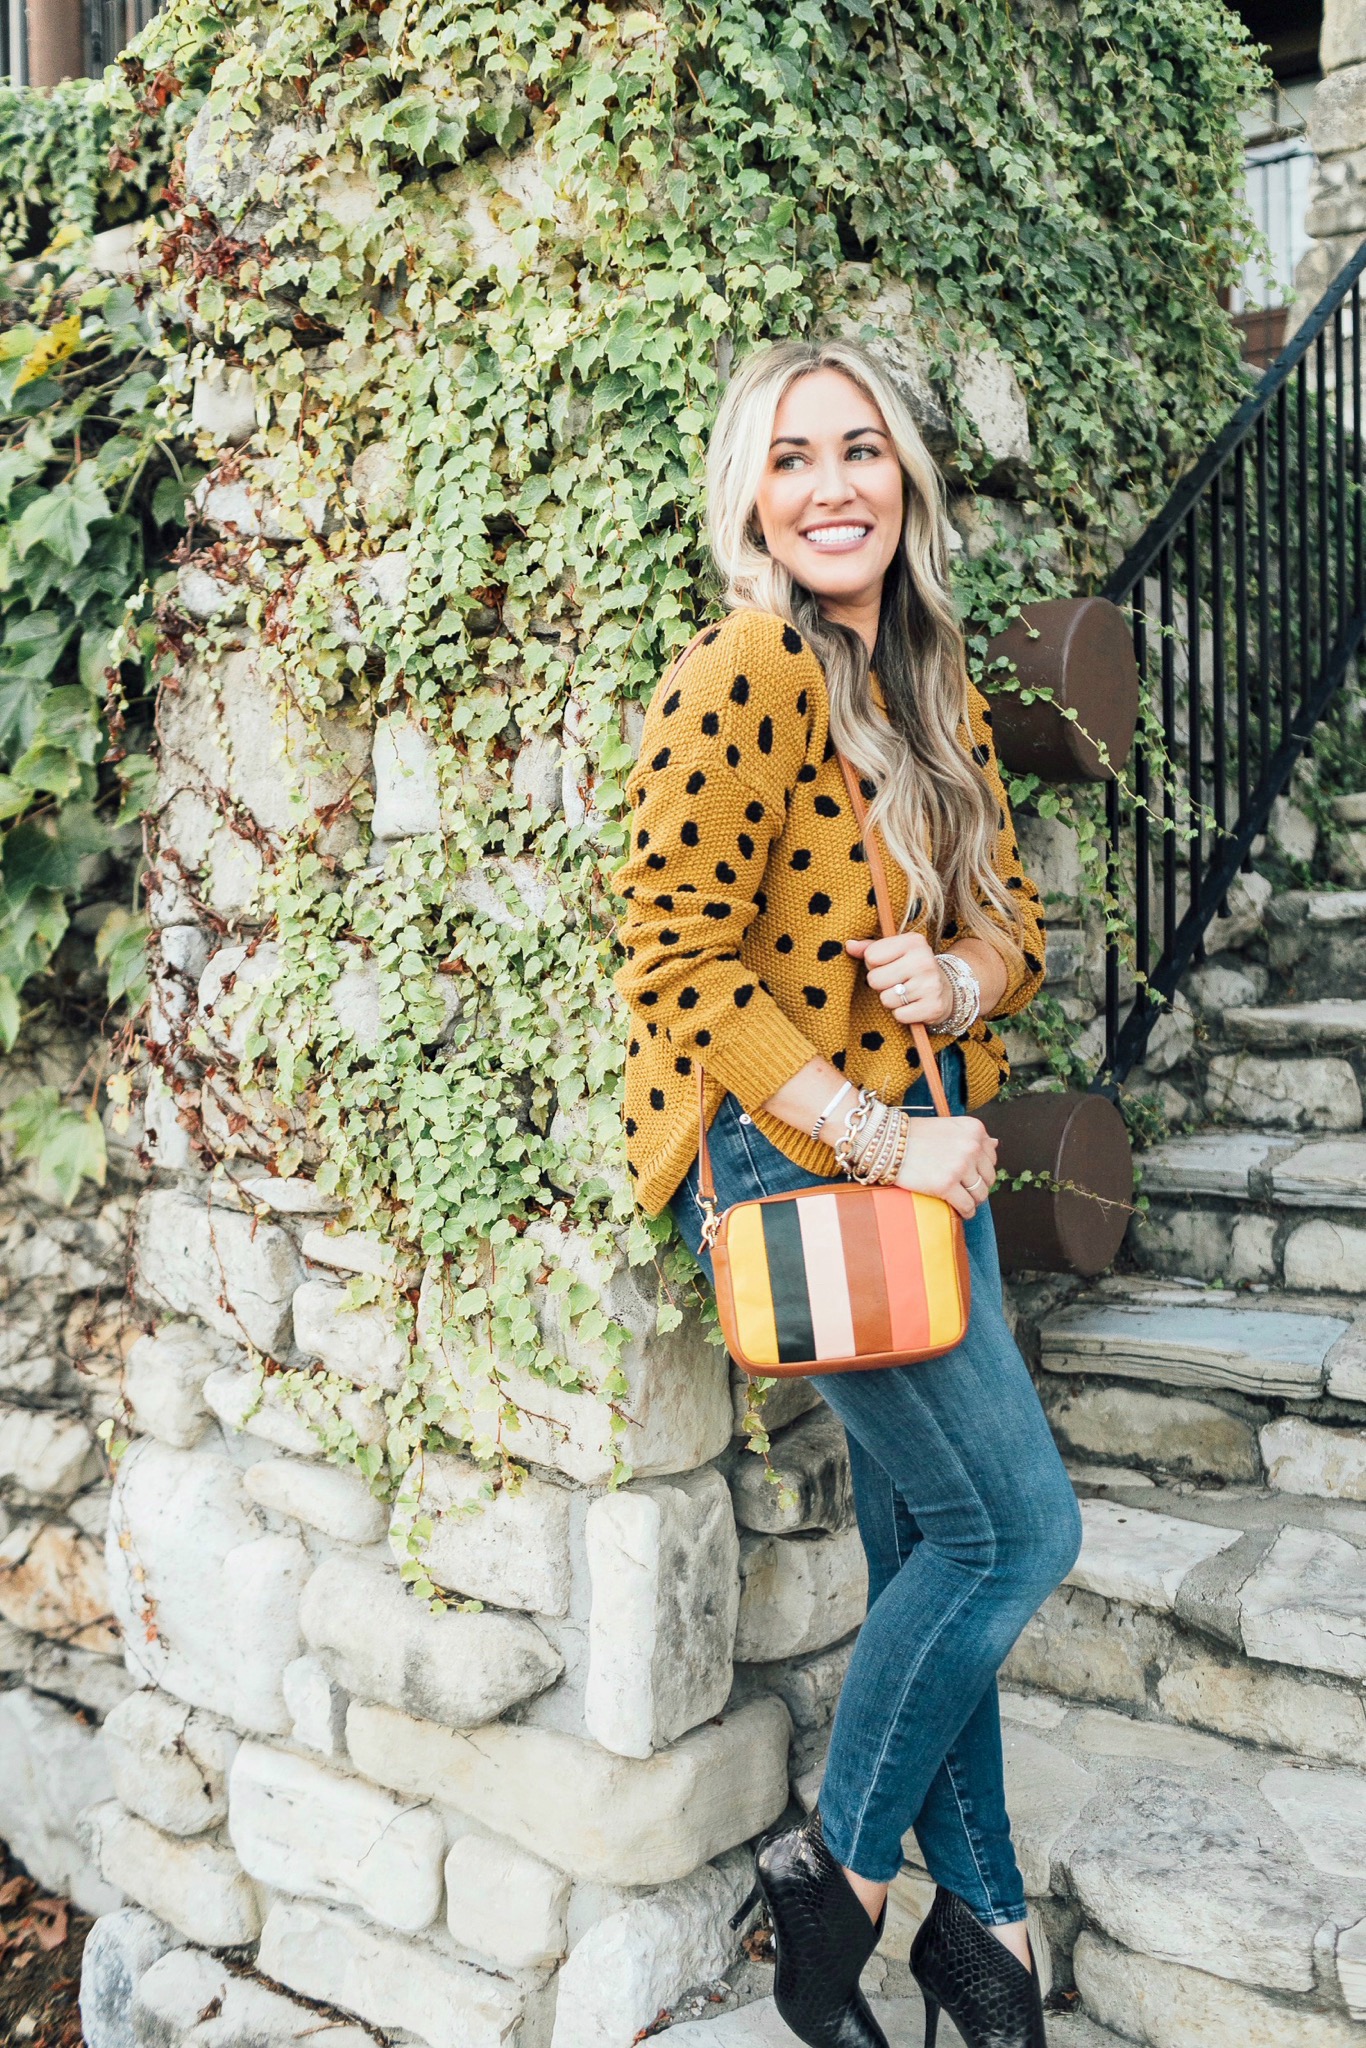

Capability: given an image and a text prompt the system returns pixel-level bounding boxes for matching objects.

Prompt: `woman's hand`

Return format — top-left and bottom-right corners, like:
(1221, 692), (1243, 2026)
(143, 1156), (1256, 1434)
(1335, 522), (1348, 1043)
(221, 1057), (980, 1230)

(846, 931), (952, 1026)
(896, 1114), (997, 1218)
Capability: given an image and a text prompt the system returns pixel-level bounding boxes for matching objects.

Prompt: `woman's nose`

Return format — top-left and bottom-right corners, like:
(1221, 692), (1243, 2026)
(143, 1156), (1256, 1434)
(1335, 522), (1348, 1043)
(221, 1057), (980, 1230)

(810, 457), (855, 503)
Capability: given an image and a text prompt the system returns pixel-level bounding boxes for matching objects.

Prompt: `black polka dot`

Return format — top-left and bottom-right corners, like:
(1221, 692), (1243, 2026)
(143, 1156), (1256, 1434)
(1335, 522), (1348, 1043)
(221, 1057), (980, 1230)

(942, 920), (959, 940)
(650, 1088), (665, 1110)
(674, 1055), (692, 1075)
(782, 626), (804, 654)
(702, 627), (719, 644)
(628, 1039), (639, 1056)
(663, 691), (681, 716)
(654, 894), (673, 909)
(909, 898), (923, 921)
(867, 887), (877, 908)
(702, 711), (719, 736)
(738, 833), (755, 859)
(681, 821), (699, 846)
(647, 1021), (658, 1036)
(832, 1049), (847, 1070)
(715, 861), (737, 883)
(639, 990), (659, 1006)
(636, 828), (650, 847)
(754, 888), (767, 912)
(1025, 951), (1043, 973)
(625, 1116), (637, 1135)
(686, 769), (706, 795)
(802, 986), (827, 1007)
(859, 775), (876, 799)
(797, 764), (817, 783)
(776, 934), (794, 953)
(697, 1029), (712, 1046)
(734, 985), (755, 1007)
(652, 747), (671, 770)
(971, 744), (990, 766)
(809, 892), (832, 915)
(679, 987), (700, 1009)
(797, 689), (808, 714)
(726, 744), (741, 767)
(647, 854), (666, 870)
(817, 939), (842, 961)
(703, 902), (731, 919)
(730, 675), (750, 703)
(861, 1031), (884, 1050)
(851, 840), (866, 863)
(814, 796), (841, 817)
(822, 736), (835, 762)
(745, 800), (764, 822)
(758, 716), (773, 753)
(660, 929), (679, 944)
(1007, 876), (1024, 890)
(790, 850), (812, 871)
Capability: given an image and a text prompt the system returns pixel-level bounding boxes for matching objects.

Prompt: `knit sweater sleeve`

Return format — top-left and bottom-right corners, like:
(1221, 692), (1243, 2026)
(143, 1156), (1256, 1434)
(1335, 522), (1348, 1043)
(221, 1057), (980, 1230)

(611, 613), (825, 1113)
(965, 682), (1046, 1018)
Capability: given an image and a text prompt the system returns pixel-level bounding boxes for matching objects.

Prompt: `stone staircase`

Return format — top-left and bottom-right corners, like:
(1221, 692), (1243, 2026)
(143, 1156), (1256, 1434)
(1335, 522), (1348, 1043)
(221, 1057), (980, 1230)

(984, 881), (1366, 2042)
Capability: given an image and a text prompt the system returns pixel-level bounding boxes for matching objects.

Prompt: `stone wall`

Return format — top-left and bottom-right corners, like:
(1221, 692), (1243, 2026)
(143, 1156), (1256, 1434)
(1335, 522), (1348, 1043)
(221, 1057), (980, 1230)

(1298, 0), (1366, 305)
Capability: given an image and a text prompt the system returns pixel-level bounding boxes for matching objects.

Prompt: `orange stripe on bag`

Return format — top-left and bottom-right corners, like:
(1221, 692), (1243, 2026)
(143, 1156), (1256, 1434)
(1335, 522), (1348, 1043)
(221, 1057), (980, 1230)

(873, 1187), (930, 1351)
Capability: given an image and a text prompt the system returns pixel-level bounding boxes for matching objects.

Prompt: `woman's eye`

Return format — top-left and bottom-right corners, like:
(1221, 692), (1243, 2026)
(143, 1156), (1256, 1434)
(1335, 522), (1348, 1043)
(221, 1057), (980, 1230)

(775, 453), (804, 471)
(848, 444), (879, 460)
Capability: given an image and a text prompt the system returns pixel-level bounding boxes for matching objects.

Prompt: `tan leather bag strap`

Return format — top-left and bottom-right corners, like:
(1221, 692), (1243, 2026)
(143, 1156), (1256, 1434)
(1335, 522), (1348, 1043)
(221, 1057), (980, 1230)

(662, 627), (949, 1205)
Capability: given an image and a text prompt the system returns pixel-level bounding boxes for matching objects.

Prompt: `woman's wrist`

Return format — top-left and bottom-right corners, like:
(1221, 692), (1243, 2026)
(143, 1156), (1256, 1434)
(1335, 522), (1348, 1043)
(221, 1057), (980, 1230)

(931, 952), (981, 1034)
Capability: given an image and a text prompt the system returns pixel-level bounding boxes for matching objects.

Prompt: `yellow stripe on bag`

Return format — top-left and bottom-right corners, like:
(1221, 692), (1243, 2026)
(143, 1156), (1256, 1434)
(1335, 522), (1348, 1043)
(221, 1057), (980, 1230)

(726, 1204), (780, 1364)
(912, 1194), (965, 1348)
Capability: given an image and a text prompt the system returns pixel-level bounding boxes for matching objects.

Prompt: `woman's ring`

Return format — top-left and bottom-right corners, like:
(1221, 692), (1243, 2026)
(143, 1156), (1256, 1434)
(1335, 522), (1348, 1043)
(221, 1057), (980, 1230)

(968, 1174), (986, 1192)
(892, 981), (909, 1003)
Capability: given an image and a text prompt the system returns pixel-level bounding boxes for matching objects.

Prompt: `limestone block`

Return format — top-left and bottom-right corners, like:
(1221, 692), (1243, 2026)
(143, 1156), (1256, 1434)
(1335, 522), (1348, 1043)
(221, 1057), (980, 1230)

(123, 1324), (220, 1450)
(300, 1226), (406, 1277)
(244, 1455), (388, 1543)
(1045, 1385), (1259, 1483)
(1261, 1417), (1366, 1500)
(203, 1362), (386, 1457)
(445, 1832), (570, 1969)
(1003, 1586), (1172, 1711)
(1284, 1217), (1366, 1291)
(1268, 794), (1318, 866)
(1068, 1771), (1322, 1990)
(191, 364), (257, 445)
(732, 1370), (822, 1437)
(291, 1278), (406, 1390)
(1142, 991), (1195, 1075)
(1066, 1500), (1241, 1614)
(372, 714), (441, 839)
(1239, 1525), (1366, 1680)
(134, 1192), (302, 1356)
(195, 941), (280, 1061)
(1310, 150), (1366, 239)
(0, 1685), (122, 1915)
(1075, 1930), (1360, 2048)
(0, 1298), (60, 1396)
(283, 1654), (349, 1756)
(1199, 867), (1272, 953)
(1204, 1052), (1362, 1131)
(176, 563), (239, 620)
(1340, 1916), (1366, 2019)
(1229, 1212), (1278, 1285)
(107, 1440), (306, 1734)
(1184, 963), (1266, 1018)
(734, 1525), (868, 1662)
(228, 1740), (445, 1932)
(390, 1452), (573, 1615)
(1125, 1205), (1229, 1282)
(0, 1520), (119, 1653)
(133, 1943), (375, 2048)
(79, 1907), (185, 2048)
(257, 1896), (534, 2048)
(585, 1466), (740, 1758)
(422, 1230), (732, 1483)
(1325, 0), (1366, 73)
(27, 1641), (134, 1718)
(102, 1688), (239, 1836)
(1313, 62), (1366, 158)
(956, 347), (1031, 465)
(1260, 1763), (1366, 1880)
(997, 1724), (1096, 1897)
(346, 1694), (792, 1885)
(0, 1402), (101, 1501)
(551, 1850), (752, 2048)
(299, 1553), (563, 1726)
(1157, 1638), (1366, 1769)
(82, 1801), (261, 1947)
(1015, 815), (1081, 919)
(1040, 1298), (1346, 1399)
(158, 646), (367, 852)
(728, 1408), (853, 1535)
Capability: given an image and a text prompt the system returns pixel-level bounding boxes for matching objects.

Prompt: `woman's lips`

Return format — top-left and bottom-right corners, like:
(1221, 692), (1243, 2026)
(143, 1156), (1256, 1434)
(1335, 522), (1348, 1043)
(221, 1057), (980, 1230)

(800, 523), (873, 553)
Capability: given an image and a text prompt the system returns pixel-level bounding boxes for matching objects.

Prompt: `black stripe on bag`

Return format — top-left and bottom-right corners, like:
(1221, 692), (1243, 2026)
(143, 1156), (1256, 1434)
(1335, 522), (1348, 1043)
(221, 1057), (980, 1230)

(760, 1200), (816, 1363)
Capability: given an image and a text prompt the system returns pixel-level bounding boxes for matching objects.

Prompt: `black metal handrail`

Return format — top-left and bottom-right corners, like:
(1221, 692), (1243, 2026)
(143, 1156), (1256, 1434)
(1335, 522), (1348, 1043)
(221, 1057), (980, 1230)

(1093, 235), (1366, 1091)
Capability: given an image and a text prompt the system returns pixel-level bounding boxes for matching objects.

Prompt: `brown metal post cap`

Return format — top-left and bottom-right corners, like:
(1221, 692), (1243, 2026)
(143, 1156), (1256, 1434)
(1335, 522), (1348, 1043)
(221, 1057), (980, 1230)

(979, 1088), (1133, 1278)
(981, 597), (1139, 783)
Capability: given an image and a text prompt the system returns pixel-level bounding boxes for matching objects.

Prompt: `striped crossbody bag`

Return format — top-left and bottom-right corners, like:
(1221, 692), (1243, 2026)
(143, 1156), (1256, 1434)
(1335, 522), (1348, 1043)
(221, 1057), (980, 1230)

(693, 747), (972, 1378)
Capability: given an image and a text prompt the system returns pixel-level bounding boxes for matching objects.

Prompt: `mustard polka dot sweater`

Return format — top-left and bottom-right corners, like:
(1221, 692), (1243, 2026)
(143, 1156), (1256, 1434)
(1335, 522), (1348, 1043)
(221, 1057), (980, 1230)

(611, 609), (1045, 1217)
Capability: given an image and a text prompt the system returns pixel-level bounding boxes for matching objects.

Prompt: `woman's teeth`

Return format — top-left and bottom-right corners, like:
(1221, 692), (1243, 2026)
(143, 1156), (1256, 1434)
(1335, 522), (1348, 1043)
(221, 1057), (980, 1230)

(803, 525), (870, 547)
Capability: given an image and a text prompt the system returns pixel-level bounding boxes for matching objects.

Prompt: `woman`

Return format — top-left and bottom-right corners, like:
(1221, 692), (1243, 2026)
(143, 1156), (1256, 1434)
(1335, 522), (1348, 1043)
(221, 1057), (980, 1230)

(611, 338), (1081, 2048)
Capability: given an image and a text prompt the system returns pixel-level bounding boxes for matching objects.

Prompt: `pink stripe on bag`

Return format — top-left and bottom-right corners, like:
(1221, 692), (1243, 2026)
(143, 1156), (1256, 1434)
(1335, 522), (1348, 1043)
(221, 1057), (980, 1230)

(796, 1193), (857, 1359)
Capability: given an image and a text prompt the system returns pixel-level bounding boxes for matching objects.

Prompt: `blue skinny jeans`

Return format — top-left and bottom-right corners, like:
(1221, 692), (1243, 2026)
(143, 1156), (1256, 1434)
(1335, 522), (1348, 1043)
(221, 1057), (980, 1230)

(670, 1049), (1082, 1922)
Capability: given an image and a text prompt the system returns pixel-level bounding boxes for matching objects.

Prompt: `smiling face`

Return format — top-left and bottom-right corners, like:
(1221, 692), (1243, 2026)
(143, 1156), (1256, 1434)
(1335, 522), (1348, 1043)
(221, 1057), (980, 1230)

(752, 367), (905, 625)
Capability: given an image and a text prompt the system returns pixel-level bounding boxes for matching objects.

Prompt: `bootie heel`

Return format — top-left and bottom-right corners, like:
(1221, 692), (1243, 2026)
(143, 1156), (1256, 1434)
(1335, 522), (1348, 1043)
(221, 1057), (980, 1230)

(731, 1810), (889, 2048)
(909, 1886), (1047, 2048)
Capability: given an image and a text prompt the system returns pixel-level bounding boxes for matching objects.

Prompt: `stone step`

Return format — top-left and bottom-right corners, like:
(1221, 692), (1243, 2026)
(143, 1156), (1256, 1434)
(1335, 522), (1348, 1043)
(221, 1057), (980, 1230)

(1267, 890), (1366, 999)
(1137, 1129), (1366, 1207)
(661, 1990), (1129, 2047)
(1223, 999), (1366, 1054)
(1038, 1281), (1360, 1401)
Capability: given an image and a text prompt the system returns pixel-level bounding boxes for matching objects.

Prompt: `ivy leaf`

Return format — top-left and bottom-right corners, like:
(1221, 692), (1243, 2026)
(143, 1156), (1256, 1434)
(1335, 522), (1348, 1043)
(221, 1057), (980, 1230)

(0, 975), (17, 1052)
(2, 1086), (107, 1205)
(13, 467), (112, 567)
(95, 907), (150, 1010)
(13, 312), (83, 393)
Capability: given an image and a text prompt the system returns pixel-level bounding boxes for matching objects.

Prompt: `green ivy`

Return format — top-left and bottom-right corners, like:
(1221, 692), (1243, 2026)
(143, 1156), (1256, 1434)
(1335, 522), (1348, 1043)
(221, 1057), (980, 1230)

(28, 0), (1265, 1509)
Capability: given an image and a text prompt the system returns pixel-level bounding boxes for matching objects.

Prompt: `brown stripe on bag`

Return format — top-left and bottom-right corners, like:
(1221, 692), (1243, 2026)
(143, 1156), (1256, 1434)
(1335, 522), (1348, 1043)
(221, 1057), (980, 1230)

(836, 1187), (893, 1353)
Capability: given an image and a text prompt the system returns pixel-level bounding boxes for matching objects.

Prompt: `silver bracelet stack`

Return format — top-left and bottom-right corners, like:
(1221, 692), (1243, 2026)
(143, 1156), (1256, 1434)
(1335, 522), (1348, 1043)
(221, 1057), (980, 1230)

(934, 952), (982, 1036)
(831, 1087), (910, 1186)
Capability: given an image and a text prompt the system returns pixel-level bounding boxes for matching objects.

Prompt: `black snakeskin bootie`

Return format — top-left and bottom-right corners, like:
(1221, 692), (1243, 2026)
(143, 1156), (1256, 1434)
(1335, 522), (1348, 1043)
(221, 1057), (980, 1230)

(909, 1885), (1047, 2048)
(729, 1810), (889, 2048)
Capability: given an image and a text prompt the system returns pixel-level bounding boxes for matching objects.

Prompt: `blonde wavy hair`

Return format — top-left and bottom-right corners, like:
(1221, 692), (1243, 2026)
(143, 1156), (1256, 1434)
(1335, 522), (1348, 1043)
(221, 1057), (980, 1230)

(705, 337), (1024, 969)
